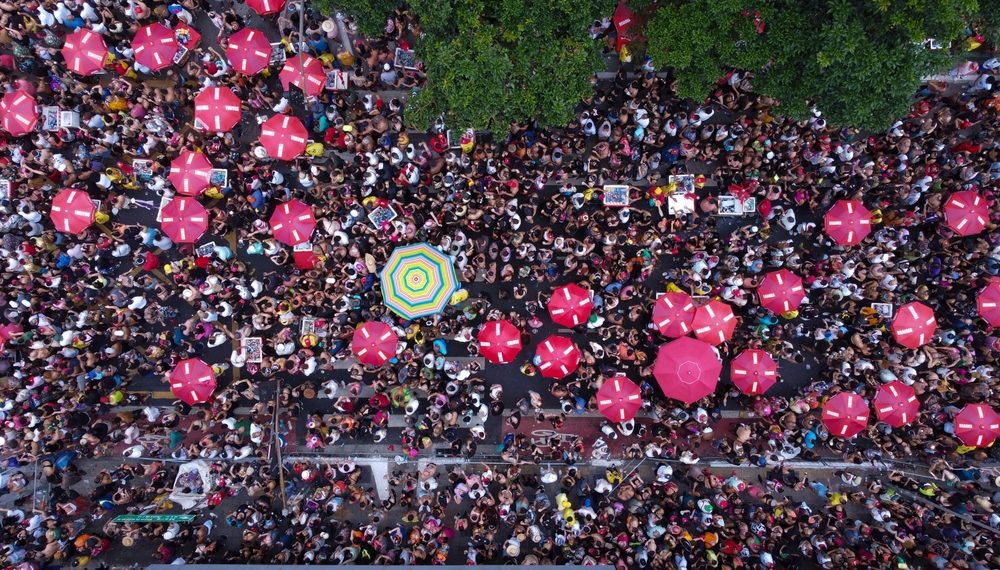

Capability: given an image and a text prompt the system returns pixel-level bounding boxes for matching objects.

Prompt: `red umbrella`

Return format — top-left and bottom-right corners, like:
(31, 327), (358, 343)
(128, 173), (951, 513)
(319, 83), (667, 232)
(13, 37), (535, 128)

(50, 188), (96, 234)
(259, 114), (308, 160)
(873, 381), (920, 428)
(194, 87), (242, 132)
(943, 190), (989, 236)
(351, 322), (398, 367)
(160, 197), (208, 243)
(651, 291), (695, 337)
(596, 374), (642, 422)
(293, 249), (320, 270)
(612, 1), (636, 35)
(821, 393), (870, 438)
(548, 284), (593, 328)
(757, 269), (805, 314)
(954, 403), (1000, 448)
(891, 301), (936, 349)
(692, 300), (737, 345)
(977, 279), (1000, 327)
(168, 150), (213, 196)
(226, 27), (272, 75)
(279, 54), (326, 97)
(729, 349), (778, 395)
(477, 320), (523, 364)
(0, 90), (38, 137)
(824, 199), (872, 246)
(269, 199), (316, 245)
(168, 358), (217, 405)
(535, 335), (581, 379)
(132, 23), (180, 72)
(654, 337), (721, 404)
(246, 0), (286, 16)
(61, 29), (108, 76)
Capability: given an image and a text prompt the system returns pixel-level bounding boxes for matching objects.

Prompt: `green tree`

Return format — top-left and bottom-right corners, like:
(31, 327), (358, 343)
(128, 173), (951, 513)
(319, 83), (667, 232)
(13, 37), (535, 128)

(313, 0), (614, 131)
(644, 0), (977, 130)
(312, 0), (398, 38)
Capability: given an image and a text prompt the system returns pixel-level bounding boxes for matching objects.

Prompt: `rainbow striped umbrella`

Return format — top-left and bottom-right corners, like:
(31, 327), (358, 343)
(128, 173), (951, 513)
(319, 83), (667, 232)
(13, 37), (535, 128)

(380, 243), (459, 319)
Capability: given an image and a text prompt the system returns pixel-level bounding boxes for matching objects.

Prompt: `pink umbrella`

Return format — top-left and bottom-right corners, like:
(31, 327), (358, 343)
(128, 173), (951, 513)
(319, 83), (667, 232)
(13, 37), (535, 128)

(168, 358), (217, 405)
(873, 381), (920, 428)
(954, 403), (1000, 448)
(535, 335), (581, 379)
(167, 358), (216, 406)
(159, 197), (208, 243)
(294, 249), (320, 270)
(132, 23), (180, 72)
(729, 349), (778, 395)
(225, 27), (272, 75)
(0, 90), (38, 137)
(50, 188), (96, 234)
(279, 54), (326, 97)
(821, 392), (869, 438)
(824, 199), (872, 246)
(977, 279), (1000, 327)
(596, 374), (642, 422)
(757, 269), (805, 314)
(259, 114), (308, 160)
(269, 199), (316, 246)
(548, 283), (593, 328)
(692, 300), (737, 345)
(891, 301), (936, 349)
(477, 320), (523, 364)
(61, 29), (108, 76)
(168, 150), (213, 196)
(651, 291), (695, 338)
(194, 87), (242, 132)
(943, 190), (990, 236)
(0, 323), (23, 350)
(653, 337), (721, 404)
(246, 0), (286, 16)
(351, 322), (398, 367)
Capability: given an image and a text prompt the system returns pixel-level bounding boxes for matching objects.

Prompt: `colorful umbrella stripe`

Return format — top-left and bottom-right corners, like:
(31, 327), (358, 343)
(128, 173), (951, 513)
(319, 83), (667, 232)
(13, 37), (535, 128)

(380, 243), (459, 319)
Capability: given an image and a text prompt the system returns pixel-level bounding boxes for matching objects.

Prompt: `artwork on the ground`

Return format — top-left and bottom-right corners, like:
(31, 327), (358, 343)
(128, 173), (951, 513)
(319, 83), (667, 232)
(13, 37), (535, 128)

(325, 70), (349, 90)
(602, 185), (630, 207)
(718, 195), (743, 216)
(368, 205), (398, 229)
(872, 303), (894, 319)
(209, 169), (228, 188)
(241, 337), (263, 363)
(394, 48), (419, 70)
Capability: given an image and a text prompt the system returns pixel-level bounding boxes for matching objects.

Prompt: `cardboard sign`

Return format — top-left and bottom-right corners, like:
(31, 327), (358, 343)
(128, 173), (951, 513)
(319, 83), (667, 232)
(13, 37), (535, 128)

(241, 337), (263, 363)
(42, 106), (60, 131)
(394, 48), (418, 70)
(133, 159), (153, 180)
(325, 70), (349, 91)
(718, 195), (742, 216)
(209, 168), (228, 188)
(368, 205), (398, 229)
(602, 185), (630, 207)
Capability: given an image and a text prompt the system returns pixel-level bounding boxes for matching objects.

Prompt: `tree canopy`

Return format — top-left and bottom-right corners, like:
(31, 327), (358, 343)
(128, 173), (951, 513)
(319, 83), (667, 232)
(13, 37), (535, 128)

(644, 0), (978, 130)
(315, 0), (613, 131)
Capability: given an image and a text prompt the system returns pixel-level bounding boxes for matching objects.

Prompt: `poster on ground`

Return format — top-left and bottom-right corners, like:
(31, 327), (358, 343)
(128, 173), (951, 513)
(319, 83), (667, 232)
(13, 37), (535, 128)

(241, 337), (263, 363)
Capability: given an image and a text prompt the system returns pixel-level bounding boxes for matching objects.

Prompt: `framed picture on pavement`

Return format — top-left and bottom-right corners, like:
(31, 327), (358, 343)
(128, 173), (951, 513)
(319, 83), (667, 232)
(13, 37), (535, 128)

(602, 185), (630, 207)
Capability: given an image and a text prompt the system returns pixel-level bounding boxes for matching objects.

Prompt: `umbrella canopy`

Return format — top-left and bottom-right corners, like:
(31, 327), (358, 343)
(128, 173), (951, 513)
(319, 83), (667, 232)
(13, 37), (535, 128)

(259, 114), (308, 160)
(246, 0), (286, 16)
(757, 269), (805, 314)
(0, 90), (38, 136)
(873, 381), (920, 428)
(891, 301), (937, 349)
(821, 393), (870, 438)
(729, 349), (778, 395)
(279, 54), (326, 97)
(50, 188), (96, 234)
(954, 404), (1000, 448)
(612, 1), (636, 35)
(692, 300), (737, 345)
(824, 199), (872, 246)
(535, 335), (581, 379)
(597, 374), (642, 422)
(977, 279), (1000, 327)
(160, 197), (208, 243)
(61, 29), (108, 75)
(477, 320), (523, 364)
(548, 284), (594, 328)
(943, 190), (989, 236)
(132, 23), (179, 72)
(226, 27), (272, 75)
(351, 322), (398, 367)
(380, 243), (459, 319)
(293, 249), (320, 270)
(654, 337), (721, 404)
(194, 87), (242, 132)
(269, 199), (315, 246)
(168, 358), (217, 405)
(168, 150), (213, 196)
(652, 291), (696, 338)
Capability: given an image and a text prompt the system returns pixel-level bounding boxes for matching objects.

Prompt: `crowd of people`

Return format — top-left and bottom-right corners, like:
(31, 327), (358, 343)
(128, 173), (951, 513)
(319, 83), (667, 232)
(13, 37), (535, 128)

(0, 0), (999, 567)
